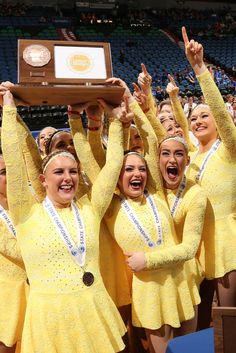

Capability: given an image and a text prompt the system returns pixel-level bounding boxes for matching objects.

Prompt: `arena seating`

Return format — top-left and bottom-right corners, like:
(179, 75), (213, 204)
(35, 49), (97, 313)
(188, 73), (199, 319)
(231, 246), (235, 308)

(0, 5), (235, 131)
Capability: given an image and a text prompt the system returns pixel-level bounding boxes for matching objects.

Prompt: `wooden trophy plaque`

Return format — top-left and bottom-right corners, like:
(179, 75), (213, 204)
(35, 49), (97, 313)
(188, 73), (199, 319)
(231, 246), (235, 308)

(10, 39), (124, 106)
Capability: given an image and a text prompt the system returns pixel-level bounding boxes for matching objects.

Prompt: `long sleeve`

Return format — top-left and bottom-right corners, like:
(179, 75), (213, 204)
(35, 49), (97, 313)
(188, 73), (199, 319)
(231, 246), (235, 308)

(0, 229), (23, 264)
(88, 128), (106, 168)
(1, 106), (36, 226)
(130, 100), (163, 192)
(91, 119), (124, 220)
(145, 189), (207, 270)
(170, 97), (196, 152)
(146, 108), (166, 142)
(123, 126), (130, 151)
(69, 117), (101, 185)
(16, 113), (45, 202)
(197, 70), (236, 158)
(147, 90), (157, 115)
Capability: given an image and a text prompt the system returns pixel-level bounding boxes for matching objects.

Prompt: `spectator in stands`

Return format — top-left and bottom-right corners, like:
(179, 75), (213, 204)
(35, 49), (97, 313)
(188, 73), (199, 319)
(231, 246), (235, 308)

(183, 95), (197, 118)
(225, 94), (234, 115)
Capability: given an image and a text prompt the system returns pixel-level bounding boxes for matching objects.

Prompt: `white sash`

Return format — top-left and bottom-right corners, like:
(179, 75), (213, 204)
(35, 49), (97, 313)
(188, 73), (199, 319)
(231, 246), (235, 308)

(0, 206), (16, 237)
(195, 139), (221, 182)
(43, 197), (86, 266)
(120, 191), (163, 247)
(186, 139), (221, 182)
(170, 175), (187, 217)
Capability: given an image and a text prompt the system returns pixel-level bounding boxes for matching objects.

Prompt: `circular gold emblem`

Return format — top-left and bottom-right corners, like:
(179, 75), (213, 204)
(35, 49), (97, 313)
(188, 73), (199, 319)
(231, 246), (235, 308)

(23, 44), (51, 67)
(67, 53), (93, 73)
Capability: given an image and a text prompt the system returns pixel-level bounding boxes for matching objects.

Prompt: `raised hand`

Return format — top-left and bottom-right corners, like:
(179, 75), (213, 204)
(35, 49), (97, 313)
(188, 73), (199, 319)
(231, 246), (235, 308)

(119, 96), (134, 127)
(137, 63), (152, 95)
(68, 101), (95, 118)
(182, 26), (207, 75)
(133, 82), (149, 112)
(0, 83), (15, 107)
(166, 74), (179, 98)
(106, 77), (133, 102)
(98, 96), (134, 127)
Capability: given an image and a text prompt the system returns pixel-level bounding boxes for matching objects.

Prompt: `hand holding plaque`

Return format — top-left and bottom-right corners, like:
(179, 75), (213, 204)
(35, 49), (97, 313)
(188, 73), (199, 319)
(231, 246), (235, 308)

(10, 39), (125, 106)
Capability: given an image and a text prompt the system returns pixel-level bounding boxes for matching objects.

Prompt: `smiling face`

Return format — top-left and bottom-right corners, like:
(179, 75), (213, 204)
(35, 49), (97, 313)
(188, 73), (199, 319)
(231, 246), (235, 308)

(40, 155), (79, 208)
(162, 119), (184, 137)
(118, 154), (147, 199)
(189, 105), (218, 143)
(49, 131), (76, 157)
(159, 139), (189, 190)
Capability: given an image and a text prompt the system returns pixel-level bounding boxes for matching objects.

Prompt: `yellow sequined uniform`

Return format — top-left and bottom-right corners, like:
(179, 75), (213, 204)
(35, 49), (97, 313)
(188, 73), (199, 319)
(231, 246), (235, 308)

(2, 106), (126, 353)
(164, 180), (215, 281)
(186, 70), (236, 279)
(104, 101), (200, 330)
(70, 117), (132, 308)
(0, 216), (27, 347)
(105, 189), (200, 330)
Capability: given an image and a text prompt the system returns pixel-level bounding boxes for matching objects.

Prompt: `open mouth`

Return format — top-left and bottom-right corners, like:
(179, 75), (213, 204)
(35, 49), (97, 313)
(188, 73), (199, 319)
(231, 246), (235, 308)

(167, 166), (178, 180)
(130, 180), (142, 190)
(59, 185), (73, 192)
(196, 126), (206, 132)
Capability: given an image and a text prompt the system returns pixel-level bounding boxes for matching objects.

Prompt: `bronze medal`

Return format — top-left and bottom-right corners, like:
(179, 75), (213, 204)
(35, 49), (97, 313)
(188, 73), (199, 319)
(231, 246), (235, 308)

(23, 44), (51, 67)
(82, 272), (94, 286)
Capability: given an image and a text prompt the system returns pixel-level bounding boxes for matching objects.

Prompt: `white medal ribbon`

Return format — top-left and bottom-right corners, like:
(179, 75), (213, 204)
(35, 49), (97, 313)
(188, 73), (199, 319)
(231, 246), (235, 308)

(185, 139), (221, 182)
(170, 175), (187, 217)
(195, 139), (221, 182)
(43, 197), (86, 266)
(120, 191), (163, 247)
(0, 205), (16, 237)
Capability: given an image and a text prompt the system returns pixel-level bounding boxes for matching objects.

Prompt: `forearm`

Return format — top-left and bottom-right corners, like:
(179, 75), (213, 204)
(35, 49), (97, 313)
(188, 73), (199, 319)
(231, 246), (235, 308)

(88, 128), (106, 168)
(2, 106), (34, 225)
(16, 114), (45, 201)
(69, 116), (101, 184)
(170, 95), (196, 152)
(130, 100), (163, 192)
(91, 119), (124, 219)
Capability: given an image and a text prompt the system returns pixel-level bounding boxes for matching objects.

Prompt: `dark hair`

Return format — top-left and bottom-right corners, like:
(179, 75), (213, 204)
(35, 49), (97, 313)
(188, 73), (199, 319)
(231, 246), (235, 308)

(45, 130), (72, 156)
(35, 126), (57, 152)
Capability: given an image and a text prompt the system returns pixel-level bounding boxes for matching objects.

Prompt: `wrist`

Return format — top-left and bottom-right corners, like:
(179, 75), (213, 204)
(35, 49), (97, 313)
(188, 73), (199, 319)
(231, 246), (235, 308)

(123, 122), (131, 129)
(192, 63), (208, 76)
(88, 116), (101, 122)
(87, 126), (101, 131)
(142, 107), (150, 114)
(68, 110), (82, 118)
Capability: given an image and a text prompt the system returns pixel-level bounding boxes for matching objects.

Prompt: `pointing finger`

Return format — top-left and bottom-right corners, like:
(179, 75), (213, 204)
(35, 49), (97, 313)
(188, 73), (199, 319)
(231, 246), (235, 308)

(141, 63), (148, 75)
(182, 26), (189, 45)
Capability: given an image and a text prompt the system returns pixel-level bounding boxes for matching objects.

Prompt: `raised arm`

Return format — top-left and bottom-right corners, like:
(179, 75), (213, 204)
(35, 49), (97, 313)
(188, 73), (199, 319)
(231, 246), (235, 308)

(16, 113), (45, 201)
(133, 81), (166, 143)
(182, 26), (236, 157)
(130, 99), (163, 192)
(69, 110), (101, 185)
(86, 104), (106, 168)
(1, 89), (36, 225)
(166, 75), (196, 152)
(137, 63), (157, 114)
(90, 101), (124, 220)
